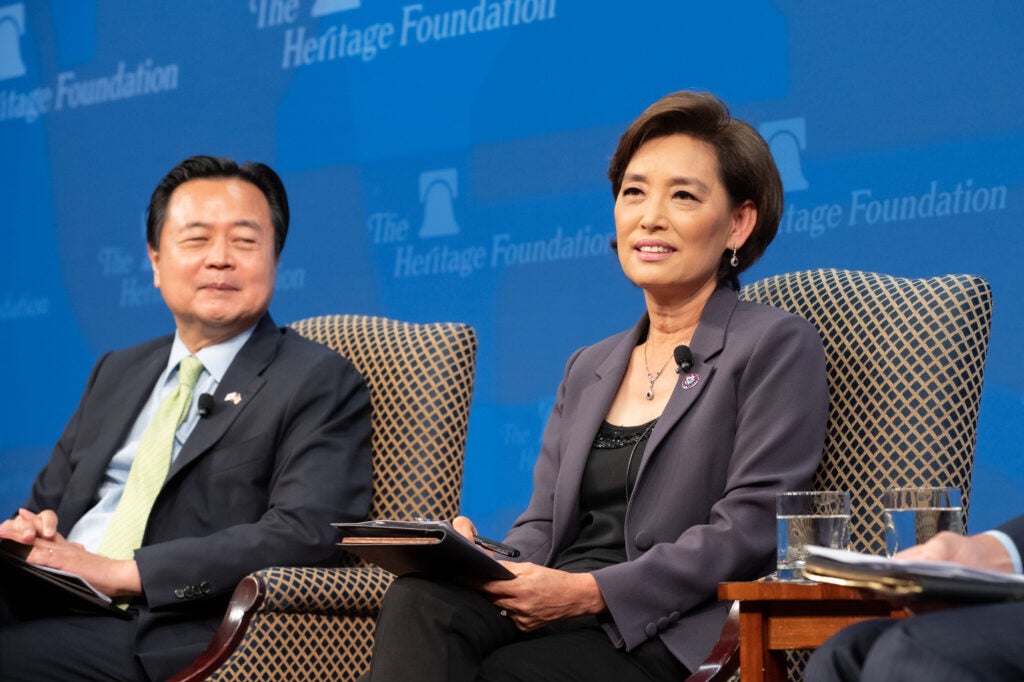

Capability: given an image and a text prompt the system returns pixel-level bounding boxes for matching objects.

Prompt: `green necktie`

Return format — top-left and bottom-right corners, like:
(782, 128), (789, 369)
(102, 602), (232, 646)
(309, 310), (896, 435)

(98, 356), (204, 561)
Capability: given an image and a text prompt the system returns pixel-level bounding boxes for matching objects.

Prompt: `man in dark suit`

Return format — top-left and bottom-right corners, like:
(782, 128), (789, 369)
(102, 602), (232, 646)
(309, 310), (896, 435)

(805, 516), (1024, 681)
(0, 156), (373, 681)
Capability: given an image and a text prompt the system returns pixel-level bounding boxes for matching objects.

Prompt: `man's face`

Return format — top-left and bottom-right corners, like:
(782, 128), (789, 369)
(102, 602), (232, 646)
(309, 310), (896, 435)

(148, 177), (278, 351)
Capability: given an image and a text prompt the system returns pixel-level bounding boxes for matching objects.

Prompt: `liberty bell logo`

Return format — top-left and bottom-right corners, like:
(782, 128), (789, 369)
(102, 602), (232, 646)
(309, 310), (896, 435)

(0, 3), (27, 81)
(418, 169), (460, 238)
(759, 118), (810, 193)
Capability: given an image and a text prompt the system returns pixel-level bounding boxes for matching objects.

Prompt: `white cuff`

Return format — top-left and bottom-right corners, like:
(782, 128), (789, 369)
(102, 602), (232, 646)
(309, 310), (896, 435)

(983, 530), (1023, 573)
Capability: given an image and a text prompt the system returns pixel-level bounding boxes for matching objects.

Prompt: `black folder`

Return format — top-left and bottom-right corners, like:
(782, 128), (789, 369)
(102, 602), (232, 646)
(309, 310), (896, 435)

(802, 545), (1024, 602)
(0, 540), (129, 617)
(333, 520), (515, 581)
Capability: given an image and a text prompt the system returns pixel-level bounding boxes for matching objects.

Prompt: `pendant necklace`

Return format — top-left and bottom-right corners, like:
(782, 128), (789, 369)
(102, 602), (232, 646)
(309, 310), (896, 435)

(642, 342), (672, 401)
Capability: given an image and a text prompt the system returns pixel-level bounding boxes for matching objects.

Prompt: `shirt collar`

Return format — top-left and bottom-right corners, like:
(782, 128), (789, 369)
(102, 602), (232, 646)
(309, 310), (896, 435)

(167, 325), (257, 383)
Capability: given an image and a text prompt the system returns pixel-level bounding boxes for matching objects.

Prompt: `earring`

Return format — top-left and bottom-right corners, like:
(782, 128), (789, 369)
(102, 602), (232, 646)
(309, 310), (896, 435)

(730, 247), (739, 268)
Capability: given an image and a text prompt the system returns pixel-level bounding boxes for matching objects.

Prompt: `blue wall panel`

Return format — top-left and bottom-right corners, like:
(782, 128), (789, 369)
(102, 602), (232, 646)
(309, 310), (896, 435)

(2, 0), (1022, 538)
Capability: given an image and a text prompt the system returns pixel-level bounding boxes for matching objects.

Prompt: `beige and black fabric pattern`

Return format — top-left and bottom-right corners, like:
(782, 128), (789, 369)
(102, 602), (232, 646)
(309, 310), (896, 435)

(176, 315), (477, 682)
(290, 315), (475, 526)
(737, 268), (992, 680)
(741, 269), (990, 553)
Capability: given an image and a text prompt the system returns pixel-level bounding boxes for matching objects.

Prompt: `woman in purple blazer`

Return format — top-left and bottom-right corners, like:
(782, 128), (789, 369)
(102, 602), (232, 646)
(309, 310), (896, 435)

(366, 91), (829, 681)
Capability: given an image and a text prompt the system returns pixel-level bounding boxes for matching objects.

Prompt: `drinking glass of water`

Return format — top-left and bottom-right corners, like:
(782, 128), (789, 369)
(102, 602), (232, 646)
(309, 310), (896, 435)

(883, 487), (964, 557)
(776, 490), (852, 580)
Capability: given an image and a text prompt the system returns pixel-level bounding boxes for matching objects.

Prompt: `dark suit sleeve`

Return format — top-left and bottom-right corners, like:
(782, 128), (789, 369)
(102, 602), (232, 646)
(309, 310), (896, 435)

(134, 342), (372, 610)
(996, 516), (1024, 555)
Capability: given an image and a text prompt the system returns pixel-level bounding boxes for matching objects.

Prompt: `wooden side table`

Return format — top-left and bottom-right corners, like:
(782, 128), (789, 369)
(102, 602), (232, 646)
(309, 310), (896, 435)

(717, 580), (907, 682)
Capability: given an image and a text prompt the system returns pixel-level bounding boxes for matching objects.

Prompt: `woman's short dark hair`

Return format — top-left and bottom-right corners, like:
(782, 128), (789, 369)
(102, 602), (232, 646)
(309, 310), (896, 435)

(608, 91), (783, 290)
(146, 155), (290, 255)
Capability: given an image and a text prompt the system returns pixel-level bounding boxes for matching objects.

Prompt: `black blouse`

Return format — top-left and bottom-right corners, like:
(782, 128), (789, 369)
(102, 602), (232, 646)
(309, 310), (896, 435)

(551, 419), (656, 573)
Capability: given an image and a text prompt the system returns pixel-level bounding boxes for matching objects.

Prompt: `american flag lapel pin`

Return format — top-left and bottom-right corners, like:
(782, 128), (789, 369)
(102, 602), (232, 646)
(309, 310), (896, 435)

(224, 391), (243, 405)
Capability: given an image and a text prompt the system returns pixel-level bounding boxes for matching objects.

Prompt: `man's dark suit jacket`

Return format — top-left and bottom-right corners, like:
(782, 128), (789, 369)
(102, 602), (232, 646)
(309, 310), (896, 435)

(505, 287), (830, 673)
(998, 515), (1024, 552)
(20, 314), (373, 679)
(805, 515), (1024, 682)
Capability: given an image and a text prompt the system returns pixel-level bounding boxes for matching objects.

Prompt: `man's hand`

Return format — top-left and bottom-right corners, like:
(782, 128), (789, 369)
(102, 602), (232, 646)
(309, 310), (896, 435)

(477, 562), (606, 632)
(895, 531), (1015, 573)
(1, 508), (142, 598)
(0, 508), (59, 544)
(26, 536), (142, 598)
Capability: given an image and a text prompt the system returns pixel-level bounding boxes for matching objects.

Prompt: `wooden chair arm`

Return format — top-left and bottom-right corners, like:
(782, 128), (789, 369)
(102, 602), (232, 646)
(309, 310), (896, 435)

(167, 573), (266, 682)
(684, 600), (740, 682)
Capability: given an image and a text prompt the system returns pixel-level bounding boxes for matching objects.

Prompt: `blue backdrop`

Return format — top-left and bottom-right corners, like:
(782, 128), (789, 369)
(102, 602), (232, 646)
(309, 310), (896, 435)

(2, 0), (1022, 539)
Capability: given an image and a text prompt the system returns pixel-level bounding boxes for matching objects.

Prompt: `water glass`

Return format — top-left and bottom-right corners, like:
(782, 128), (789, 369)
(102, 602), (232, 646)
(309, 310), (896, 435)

(882, 487), (964, 557)
(776, 490), (852, 580)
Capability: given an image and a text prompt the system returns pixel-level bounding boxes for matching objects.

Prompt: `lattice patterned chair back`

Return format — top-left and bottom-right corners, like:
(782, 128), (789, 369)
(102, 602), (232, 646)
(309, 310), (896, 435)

(170, 315), (477, 682)
(741, 270), (990, 550)
(292, 315), (475, 527)
(737, 269), (992, 679)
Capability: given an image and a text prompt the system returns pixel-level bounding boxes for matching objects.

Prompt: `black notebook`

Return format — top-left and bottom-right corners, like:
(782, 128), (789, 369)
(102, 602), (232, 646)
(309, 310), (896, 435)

(333, 519), (515, 581)
(0, 540), (129, 617)
(803, 545), (1024, 602)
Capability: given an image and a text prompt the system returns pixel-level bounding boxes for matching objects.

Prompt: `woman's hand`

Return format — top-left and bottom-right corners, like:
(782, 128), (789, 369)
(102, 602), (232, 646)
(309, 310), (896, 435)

(452, 515), (478, 544)
(450, 516), (608, 630)
(478, 562), (607, 631)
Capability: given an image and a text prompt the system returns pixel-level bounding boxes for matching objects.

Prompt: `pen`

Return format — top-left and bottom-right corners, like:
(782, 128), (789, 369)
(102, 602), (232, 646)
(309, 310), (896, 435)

(473, 534), (521, 558)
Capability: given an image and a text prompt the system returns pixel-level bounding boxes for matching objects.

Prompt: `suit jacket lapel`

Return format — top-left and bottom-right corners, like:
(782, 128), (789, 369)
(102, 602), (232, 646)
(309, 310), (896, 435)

(104, 345), (171, 467)
(60, 343), (172, 527)
(548, 289), (739, 551)
(165, 315), (281, 481)
(550, 321), (644, 552)
(637, 287), (738, 480)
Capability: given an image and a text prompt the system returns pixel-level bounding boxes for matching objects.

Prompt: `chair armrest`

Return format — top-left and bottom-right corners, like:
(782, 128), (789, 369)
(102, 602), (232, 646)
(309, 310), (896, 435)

(167, 565), (396, 682)
(685, 600), (739, 682)
(168, 574), (265, 682)
(255, 565), (395, 616)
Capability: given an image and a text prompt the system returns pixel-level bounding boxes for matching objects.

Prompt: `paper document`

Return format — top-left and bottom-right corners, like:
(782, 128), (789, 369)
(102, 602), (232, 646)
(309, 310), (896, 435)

(803, 545), (1024, 601)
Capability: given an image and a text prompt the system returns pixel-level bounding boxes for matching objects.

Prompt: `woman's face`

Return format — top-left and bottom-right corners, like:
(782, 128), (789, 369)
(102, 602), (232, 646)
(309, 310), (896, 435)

(614, 133), (755, 298)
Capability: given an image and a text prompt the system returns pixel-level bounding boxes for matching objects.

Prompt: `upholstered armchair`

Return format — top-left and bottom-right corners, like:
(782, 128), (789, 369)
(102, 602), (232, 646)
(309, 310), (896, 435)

(170, 315), (477, 682)
(696, 269), (992, 681)
(742, 270), (990, 552)
(171, 269), (993, 681)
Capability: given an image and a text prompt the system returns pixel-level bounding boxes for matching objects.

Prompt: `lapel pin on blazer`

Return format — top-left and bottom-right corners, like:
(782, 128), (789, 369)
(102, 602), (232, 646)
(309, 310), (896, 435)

(224, 391), (243, 405)
(680, 373), (700, 390)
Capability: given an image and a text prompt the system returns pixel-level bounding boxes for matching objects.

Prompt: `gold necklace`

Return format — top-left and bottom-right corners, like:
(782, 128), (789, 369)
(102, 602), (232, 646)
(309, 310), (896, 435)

(642, 342), (672, 401)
